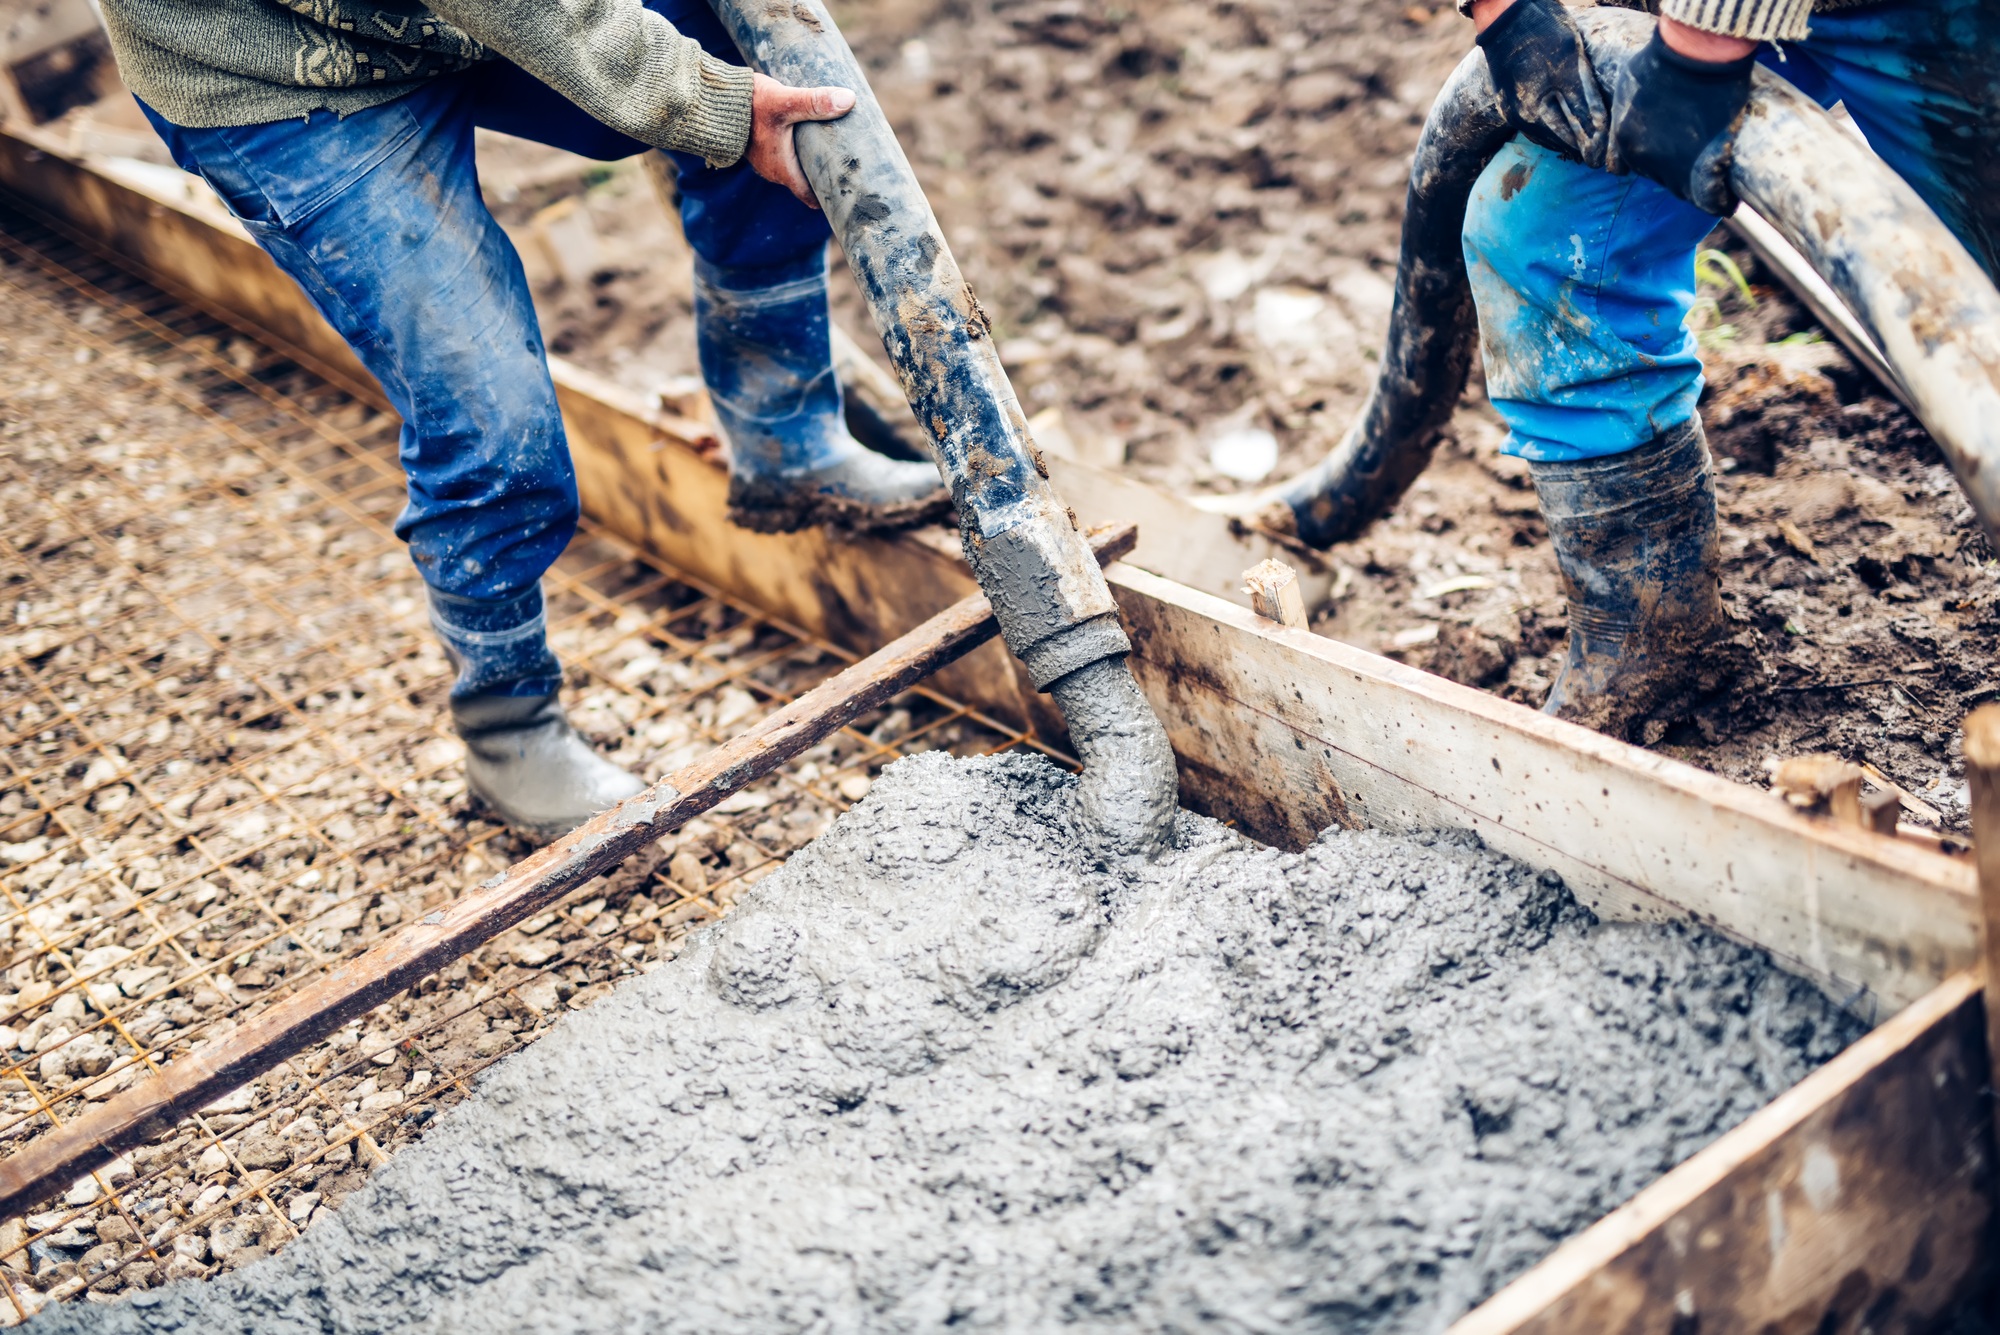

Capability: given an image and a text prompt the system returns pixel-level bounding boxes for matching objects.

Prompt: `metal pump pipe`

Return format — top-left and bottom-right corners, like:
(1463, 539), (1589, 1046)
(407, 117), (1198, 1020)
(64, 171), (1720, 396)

(705, 0), (1177, 859)
(1251, 7), (2000, 554)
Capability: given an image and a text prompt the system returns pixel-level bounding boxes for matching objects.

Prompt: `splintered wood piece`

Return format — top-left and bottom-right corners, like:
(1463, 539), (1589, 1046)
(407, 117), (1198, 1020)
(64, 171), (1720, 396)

(1962, 703), (2000, 1150)
(1859, 787), (1901, 836)
(1860, 760), (1944, 825)
(1768, 753), (1864, 818)
(0, 524), (1136, 1222)
(1241, 558), (1308, 629)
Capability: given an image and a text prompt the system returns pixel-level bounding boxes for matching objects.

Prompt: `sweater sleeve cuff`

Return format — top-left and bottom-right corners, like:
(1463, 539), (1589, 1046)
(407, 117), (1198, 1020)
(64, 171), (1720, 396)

(1656, 0), (1811, 41)
(657, 52), (755, 168)
(685, 53), (756, 168)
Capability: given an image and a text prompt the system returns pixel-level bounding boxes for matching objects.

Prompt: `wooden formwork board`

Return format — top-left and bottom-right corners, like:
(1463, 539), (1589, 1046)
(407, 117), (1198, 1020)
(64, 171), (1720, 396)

(1, 125), (1990, 1330)
(1113, 565), (1976, 1020)
(1457, 970), (1991, 1334)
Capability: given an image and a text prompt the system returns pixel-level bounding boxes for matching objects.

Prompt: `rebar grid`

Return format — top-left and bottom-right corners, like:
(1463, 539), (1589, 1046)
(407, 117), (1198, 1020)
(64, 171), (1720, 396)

(0, 200), (1057, 1318)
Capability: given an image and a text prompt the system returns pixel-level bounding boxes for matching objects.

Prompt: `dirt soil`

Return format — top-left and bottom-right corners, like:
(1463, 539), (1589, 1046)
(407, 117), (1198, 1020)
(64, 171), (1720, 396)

(477, 0), (1997, 834)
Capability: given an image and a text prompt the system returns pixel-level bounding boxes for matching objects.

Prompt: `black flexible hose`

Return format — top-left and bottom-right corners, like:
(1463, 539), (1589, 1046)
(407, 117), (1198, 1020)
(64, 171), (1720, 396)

(1263, 51), (1508, 550)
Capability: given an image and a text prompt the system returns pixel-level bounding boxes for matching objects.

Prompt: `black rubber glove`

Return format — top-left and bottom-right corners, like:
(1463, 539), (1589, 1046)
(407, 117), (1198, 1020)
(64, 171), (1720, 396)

(1476, 0), (1611, 167)
(1610, 28), (1756, 215)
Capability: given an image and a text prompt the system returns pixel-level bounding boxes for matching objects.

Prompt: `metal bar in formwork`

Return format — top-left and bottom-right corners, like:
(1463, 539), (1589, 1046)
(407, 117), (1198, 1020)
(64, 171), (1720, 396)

(703, 0), (1178, 861)
(0, 522), (1137, 1222)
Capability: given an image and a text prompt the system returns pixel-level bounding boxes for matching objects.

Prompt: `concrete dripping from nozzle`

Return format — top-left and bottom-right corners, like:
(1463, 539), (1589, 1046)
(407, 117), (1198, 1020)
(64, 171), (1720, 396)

(706, 0), (1180, 858)
(1047, 656), (1178, 863)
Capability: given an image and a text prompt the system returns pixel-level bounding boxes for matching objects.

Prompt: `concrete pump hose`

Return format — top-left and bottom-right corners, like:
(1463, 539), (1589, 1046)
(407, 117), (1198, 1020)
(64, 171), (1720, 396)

(1265, 7), (2000, 555)
(1258, 52), (1509, 550)
(705, 0), (1178, 860)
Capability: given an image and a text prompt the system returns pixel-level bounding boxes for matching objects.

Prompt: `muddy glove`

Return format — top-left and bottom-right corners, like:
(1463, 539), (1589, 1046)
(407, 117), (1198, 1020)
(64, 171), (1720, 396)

(1476, 0), (1611, 167)
(1610, 27), (1756, 215)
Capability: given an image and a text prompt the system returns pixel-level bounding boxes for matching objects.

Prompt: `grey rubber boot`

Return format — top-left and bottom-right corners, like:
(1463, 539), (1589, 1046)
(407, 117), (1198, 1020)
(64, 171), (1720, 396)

(696, 254), (949, 535)
(1529, 418), (1734, 741)
(427, 585), (645, 840)
(451, 692), (646, 840)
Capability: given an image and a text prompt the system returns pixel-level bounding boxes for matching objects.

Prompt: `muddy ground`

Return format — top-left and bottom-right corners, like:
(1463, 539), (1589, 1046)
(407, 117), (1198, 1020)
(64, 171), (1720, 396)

(464, 0), (1996, 833)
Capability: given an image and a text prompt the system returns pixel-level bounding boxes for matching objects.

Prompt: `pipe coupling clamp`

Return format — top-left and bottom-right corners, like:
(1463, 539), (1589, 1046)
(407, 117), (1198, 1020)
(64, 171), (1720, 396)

(973, 520), (1129, 690)
(1014, 615), (1131, 691)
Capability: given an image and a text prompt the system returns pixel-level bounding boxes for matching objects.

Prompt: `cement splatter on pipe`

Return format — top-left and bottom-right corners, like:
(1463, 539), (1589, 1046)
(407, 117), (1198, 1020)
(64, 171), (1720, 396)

(705, 0), (1177, 860)
(1235, 8), (2000, 555)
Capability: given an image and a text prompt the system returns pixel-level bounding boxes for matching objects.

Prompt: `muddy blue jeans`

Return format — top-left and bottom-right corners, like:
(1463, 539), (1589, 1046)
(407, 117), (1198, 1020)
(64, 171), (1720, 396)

(138, 0), (827, 627)
(1463, 0), (2000, 463)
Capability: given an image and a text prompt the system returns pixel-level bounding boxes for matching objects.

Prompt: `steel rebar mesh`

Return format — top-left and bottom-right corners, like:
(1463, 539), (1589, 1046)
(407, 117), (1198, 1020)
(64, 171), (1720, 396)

(0, 197), (1057, 1319)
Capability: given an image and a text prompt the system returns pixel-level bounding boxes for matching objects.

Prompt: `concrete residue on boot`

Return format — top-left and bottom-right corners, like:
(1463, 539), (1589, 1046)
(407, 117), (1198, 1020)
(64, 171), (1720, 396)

(39, 752), (1860, 1334)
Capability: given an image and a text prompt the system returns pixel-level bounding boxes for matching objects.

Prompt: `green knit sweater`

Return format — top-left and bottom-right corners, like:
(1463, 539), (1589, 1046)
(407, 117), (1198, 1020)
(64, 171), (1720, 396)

(96, 0), (755, 167)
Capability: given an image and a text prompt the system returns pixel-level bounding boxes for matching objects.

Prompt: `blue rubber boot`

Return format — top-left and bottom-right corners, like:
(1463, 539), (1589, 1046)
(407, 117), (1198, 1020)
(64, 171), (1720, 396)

(430, 586), (645, 839)
(1530, 420), (1734, 740)
(697, 254), (949, 534)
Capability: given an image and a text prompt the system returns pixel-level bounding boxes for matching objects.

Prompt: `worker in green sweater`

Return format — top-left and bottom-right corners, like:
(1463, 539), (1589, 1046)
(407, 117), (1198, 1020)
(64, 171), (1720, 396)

(96, 0), (951, 837)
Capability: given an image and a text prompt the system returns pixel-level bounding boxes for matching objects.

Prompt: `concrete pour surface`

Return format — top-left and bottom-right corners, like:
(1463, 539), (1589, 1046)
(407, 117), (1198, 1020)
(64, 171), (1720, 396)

(35, 751), (1861, 1333)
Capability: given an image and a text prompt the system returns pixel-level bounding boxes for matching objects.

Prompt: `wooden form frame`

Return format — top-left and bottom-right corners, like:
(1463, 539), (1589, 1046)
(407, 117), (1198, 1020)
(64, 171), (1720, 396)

(0, 0), (109, 126)
(1, 125), (1990, 1330)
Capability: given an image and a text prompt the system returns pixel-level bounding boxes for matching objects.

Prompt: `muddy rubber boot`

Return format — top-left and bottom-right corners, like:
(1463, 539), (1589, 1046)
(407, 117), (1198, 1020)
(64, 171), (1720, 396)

(697, 254), (949, 534)
(429, 585), (645, 840)
(1530, 419), (1733, 741)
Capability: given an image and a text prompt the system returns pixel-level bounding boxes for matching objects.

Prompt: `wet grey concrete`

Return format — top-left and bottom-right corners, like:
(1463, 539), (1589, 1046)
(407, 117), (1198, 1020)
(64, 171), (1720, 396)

(36, 751), (1861, 1333)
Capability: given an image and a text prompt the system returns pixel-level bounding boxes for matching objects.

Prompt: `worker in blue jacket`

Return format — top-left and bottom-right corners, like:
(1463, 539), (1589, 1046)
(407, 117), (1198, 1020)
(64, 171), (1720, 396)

(1463, 0), (1996, 737)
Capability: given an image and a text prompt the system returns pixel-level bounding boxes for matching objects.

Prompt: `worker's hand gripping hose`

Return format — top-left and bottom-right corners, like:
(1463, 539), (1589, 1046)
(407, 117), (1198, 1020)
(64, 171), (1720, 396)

(1246, 8), (2000, 556)
(705, 0), (1177, 860)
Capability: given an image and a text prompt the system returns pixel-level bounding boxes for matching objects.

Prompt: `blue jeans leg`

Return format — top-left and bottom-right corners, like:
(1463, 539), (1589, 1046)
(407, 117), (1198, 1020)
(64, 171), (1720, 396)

(1465, 0), (2000, 464)
(138, 83), (578, 630)
(1462, 138), (1719, 463)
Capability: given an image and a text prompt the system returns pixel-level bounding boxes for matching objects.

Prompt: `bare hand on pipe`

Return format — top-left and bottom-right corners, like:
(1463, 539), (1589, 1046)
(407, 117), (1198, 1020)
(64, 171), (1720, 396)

(746, 72), (856, 208)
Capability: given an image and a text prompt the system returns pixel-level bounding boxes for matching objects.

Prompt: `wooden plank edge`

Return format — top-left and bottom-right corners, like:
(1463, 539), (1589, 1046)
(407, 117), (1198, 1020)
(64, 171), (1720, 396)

(1113, 564), (1968, 891)
(1965, 705), (2000, 1166)
(1450, 970), (1994, 1333)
